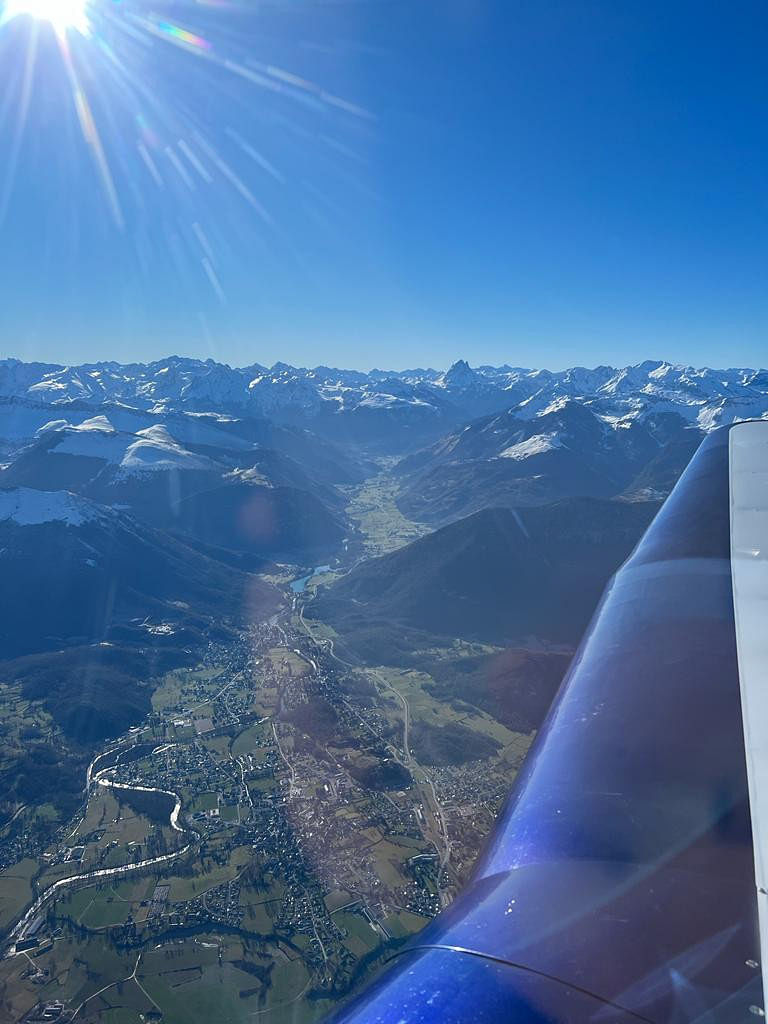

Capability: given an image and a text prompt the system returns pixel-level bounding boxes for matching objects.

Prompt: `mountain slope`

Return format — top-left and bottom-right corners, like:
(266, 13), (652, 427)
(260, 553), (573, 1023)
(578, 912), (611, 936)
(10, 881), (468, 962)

(172, 481), (346, 560)
(0, 396), (371, 483)
(0, 487), (279, 660)
(313, 498), (659, 649)
(1, 418), (348, 560)
(395, 402), (702, 523)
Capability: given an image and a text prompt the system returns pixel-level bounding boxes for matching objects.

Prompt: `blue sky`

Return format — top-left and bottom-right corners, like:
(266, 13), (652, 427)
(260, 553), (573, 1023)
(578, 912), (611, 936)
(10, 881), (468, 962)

(1, 0), (767, 370)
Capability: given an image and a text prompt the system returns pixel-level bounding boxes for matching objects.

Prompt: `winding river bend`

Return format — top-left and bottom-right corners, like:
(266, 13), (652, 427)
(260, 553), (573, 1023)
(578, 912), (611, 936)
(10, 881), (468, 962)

(7, 746), (196, 950)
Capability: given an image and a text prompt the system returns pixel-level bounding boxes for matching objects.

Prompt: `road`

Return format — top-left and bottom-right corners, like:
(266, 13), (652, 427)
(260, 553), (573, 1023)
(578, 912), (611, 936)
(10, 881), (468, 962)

(0, 804), (26, 833)
(272, 721), (299, 799)
(296, 594), (454, 903)
(370, 667), (411, 764)
(269, 721), (329, 971)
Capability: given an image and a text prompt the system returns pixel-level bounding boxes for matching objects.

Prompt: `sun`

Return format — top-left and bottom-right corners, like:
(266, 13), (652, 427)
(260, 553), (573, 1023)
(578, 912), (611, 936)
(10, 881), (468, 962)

(2, 0), (89, 34)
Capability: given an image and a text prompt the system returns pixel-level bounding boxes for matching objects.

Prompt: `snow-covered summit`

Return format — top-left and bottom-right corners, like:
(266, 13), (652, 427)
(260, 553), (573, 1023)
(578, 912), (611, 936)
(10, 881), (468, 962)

(2, 356), (768, 447)
(436, 359), (481, 390)
(34, 419), (213, 475)
(118, 425), (213, 475)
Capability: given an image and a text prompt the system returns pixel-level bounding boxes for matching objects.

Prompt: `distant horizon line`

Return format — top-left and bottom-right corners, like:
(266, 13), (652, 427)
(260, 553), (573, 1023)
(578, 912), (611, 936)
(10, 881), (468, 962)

(3, 354), (766, 376)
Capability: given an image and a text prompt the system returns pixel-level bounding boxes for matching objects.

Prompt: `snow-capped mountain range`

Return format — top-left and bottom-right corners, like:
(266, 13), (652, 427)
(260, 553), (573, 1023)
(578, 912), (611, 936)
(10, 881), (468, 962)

(3, 353), (765, 532)
(2, 357), (767, 446)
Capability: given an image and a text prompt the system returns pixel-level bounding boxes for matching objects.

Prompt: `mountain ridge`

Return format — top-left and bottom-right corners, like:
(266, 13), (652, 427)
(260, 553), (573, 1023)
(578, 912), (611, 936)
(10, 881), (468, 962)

(3, 356), (767, 444)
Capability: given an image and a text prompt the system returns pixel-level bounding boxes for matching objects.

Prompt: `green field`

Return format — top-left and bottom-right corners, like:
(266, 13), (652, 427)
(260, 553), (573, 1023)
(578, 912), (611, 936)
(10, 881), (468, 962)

(332, 911), (380, 958)
(138, 938), (316, 1024)
(267, 647), (310, 677)
(79, 890), (133, 928)
(0, 934), (141, 1022)
(369, 663), (529, 759)
(230, 722), (267, 757)
(366, 838), (414, 888)
(167, 845), (252, 901)
(54, 877), (150, 931)
(382, 908), (431, 938)
(190, 791), (219, 812)
(152, 667), (226, 714)
(343, 467), (430, 558)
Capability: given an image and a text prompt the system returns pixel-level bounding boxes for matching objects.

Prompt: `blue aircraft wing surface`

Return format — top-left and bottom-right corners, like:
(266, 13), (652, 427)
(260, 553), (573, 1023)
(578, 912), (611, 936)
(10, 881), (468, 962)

(325, 421), (768, 1023)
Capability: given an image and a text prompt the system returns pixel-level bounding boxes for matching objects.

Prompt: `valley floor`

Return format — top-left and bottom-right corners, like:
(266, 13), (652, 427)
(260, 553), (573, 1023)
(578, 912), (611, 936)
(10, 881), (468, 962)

(341, 458), (431, 558)
(0, 598), (532, 1024)
(0, 468), (544, 1024)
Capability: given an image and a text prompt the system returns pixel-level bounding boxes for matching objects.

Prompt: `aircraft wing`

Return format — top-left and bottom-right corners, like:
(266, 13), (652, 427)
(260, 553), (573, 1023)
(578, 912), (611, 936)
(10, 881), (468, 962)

(325, 420), (768, 1023)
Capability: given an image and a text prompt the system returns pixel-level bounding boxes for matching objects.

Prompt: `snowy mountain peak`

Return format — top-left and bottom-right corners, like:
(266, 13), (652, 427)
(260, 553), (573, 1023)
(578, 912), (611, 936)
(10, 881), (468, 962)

(2, 357), (768, 452)
(73, 415), (116, 433)
(119, 424), (213, 474)
(438, 359), (479, 389)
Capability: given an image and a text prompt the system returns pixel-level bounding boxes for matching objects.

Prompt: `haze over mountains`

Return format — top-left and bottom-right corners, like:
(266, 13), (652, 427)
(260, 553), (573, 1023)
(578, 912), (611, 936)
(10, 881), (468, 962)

(3, 355), (768, 453)
(2, 416), (348, 563)
(0, 487), (278, 661)
(2, 355), (766, 652)
(2, 353), (767, 754)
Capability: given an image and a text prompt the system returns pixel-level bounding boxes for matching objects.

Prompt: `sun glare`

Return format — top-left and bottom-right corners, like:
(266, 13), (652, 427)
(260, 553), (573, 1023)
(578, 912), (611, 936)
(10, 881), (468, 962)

(2, 0), (89, 34)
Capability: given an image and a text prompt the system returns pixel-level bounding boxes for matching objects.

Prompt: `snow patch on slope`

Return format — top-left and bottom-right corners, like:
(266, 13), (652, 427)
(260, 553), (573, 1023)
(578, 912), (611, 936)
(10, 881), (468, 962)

(0, 488), (105, 527)
(75, 415), (115, 433)
(48, 421), (214, 475)
(118, 425), (212, 475)
(37, 419), (71, 435)
(499, 434), (564, 460)
(54, 418), (128, 460)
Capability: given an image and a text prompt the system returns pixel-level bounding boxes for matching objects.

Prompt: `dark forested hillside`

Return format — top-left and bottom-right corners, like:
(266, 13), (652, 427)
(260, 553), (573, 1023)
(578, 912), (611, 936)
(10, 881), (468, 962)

(314, 497), (659, 650)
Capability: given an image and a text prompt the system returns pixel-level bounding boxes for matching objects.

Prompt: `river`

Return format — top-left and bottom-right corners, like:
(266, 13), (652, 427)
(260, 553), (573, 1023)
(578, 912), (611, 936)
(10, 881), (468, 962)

(7, 747), (195, 949)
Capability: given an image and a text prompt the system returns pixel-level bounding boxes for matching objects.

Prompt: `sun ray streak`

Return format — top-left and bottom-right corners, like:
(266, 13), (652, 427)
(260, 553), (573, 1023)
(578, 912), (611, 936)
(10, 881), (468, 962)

(0, 0), (374, 303)
(165, 143), (195, 189)
(149, 17), (210, 51)
(192, 220), (215, 265)
(193, 131), (273, 225)
(57, 29), (124, 228)
(0, 20), (39, 223)
(129, 11), (372, 121)
(178, 138), (212, 184)
(226, 128), (285, 184)
(201, 255), (225, 303)
(137, 140), (163, 186)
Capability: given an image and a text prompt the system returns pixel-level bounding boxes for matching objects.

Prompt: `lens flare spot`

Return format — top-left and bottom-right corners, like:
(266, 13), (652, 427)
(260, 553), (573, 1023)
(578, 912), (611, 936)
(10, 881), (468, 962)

(152, 19), (211, 51)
